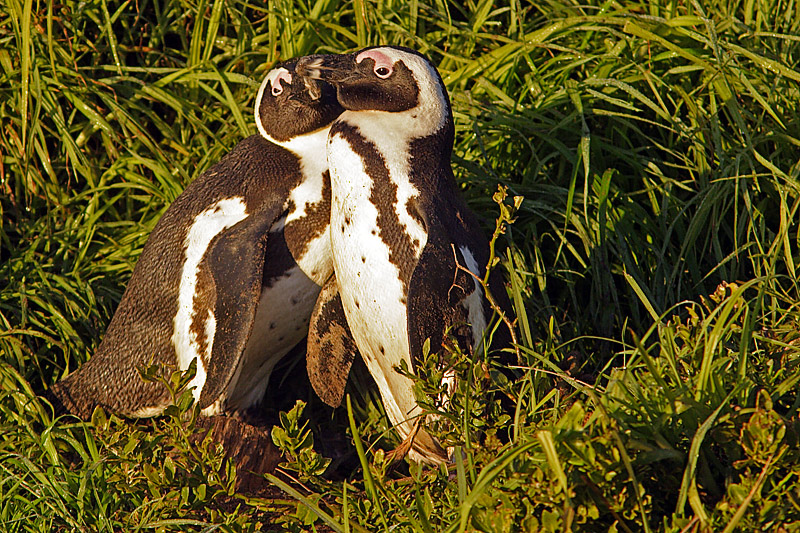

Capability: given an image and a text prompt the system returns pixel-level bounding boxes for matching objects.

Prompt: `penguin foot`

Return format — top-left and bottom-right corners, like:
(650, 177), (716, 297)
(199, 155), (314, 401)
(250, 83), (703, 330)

(385, 419), (450, 467)
(385, 419), (421, 467)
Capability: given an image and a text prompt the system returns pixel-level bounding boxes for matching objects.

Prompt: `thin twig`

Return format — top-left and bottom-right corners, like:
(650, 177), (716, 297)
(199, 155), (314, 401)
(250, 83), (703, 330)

(452, 244), (521, 364)
(507, 364), (596, 391)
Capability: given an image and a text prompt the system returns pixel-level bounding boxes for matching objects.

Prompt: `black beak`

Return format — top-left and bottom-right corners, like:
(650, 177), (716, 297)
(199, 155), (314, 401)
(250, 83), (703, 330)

(296, 53), (358, 84)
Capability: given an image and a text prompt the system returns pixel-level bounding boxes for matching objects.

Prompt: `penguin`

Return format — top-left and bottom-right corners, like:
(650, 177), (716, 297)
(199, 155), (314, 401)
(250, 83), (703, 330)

(51, 58), (344, 419)
(298, 47), (510, 464)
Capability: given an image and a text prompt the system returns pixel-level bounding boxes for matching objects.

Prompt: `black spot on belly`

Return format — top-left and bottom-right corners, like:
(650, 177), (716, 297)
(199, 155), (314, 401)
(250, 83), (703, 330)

(361, 256), (366, 263)
(379, 345), (385, 354)
(345, 216), (351, 225)
(269, 322), (276, 330)
(355, 300), (360, 308)
(341, 224), (346, 233)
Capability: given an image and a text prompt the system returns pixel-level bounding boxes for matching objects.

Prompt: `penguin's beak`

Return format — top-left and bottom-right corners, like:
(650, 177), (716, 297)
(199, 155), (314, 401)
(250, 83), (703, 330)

(297, 53), (358, 84)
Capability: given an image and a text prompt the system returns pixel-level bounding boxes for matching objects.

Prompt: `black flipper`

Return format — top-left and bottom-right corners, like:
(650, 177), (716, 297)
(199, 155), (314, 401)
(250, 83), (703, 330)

(197, 204), (284, 409)
(306, 274), (357, 407)
(406, 223), (473, 369)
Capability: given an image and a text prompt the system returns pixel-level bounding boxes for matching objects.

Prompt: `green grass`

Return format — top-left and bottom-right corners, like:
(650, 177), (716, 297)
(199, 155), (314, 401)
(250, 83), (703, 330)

(2, 0), (800, 530)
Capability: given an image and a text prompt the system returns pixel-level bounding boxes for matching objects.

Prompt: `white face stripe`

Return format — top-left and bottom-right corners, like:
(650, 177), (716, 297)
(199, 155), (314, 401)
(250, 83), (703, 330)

(254, 67), (293, 140)
(173, 197), (248, 403)
(257, 108), (334, 163)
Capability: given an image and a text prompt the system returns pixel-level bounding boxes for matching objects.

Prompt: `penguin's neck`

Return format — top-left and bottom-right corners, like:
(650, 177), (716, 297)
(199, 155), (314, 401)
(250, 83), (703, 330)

(339, 111), (415, 168)
(331, 114), (417, 206)
(277, 126), (331, 181)
(271, 126), (330, 223)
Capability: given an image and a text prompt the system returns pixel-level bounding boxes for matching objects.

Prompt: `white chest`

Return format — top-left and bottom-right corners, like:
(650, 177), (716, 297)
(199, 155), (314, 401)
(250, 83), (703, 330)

(285, 169), (334, 286)
(328, 136), (406, 358)
(326, 132), (429, 430)
(293, 225), (332, 286)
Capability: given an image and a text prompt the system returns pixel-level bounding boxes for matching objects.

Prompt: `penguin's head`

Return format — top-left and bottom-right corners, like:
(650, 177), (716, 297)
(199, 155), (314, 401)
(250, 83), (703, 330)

(254, 57), (344, 145)
(297, 47), (453, 137)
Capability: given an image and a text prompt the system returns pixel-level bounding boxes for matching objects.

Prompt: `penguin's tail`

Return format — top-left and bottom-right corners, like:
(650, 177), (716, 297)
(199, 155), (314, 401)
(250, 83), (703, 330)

(47, 379), (94, 421)
(42, 386), (71, 417)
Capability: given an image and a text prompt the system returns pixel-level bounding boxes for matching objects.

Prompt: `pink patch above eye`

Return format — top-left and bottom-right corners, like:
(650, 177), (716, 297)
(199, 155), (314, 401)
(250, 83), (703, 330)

(271, 69), (293, 92)
(356, 49), (395, 71)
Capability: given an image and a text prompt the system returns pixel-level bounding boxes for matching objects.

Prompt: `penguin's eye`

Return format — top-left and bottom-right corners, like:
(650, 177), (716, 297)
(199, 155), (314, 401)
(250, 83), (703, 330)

(374, 65), (392, 79)
(271, 85), (283, 96)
